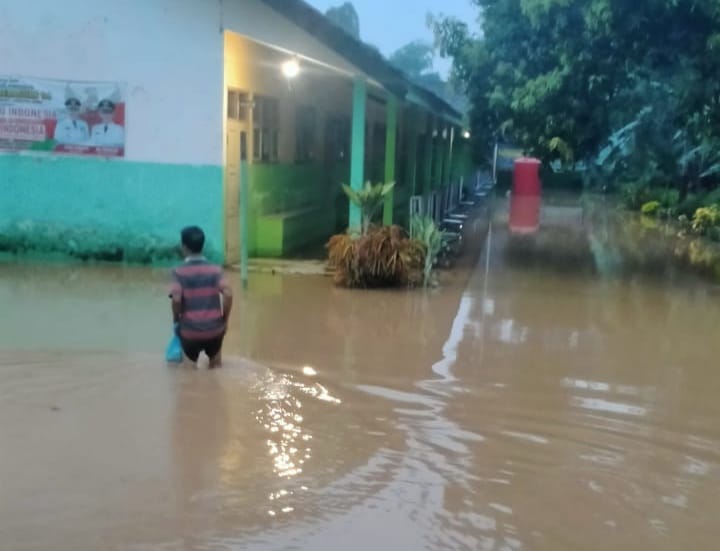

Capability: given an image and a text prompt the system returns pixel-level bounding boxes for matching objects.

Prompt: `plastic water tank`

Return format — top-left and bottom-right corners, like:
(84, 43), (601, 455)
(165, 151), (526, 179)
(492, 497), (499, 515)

(512, 157), (542, 196)
(509, 194), (541, 234)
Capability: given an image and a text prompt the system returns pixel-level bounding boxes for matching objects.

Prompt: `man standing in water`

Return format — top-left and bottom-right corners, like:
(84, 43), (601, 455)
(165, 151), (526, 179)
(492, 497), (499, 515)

(169, 226), (233, 368)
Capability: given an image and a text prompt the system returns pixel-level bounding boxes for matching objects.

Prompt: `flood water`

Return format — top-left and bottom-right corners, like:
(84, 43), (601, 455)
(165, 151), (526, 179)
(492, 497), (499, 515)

(2, 195), (720, 550)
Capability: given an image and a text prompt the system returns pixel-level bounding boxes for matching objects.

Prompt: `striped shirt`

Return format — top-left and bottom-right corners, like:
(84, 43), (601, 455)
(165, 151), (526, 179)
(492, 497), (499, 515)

(169, 257), (230, 340)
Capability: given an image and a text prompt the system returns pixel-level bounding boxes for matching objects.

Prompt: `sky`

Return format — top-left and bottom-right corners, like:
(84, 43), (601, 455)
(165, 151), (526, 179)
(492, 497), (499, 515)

(307, 0), (478, 76)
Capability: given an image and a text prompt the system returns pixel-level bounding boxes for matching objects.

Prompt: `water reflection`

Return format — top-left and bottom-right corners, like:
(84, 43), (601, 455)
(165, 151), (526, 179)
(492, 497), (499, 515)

(252, 368), (341, 518)
(571, 396), (648, 417)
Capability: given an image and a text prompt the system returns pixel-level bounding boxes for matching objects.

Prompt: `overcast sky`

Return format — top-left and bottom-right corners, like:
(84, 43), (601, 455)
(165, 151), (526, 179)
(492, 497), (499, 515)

(307, 0), (478, 76)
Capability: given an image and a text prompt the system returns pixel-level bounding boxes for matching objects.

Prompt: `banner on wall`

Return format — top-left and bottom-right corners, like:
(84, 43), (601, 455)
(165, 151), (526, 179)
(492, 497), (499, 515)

(0, 76), (126, 157)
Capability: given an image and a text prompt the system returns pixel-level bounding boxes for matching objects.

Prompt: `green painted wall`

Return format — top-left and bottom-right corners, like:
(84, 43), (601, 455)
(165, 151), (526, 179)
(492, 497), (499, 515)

(333, 160), (351, 232)
(247, 163), (337, 257)
(453, 142), (474, 189)
(366, 160), (385, 185)
(392, 184), (413, 228)
(0, 155), (223, 264)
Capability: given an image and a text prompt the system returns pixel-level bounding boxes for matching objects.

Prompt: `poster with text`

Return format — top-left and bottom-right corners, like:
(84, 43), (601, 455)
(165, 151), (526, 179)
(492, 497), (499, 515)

(0, 76), (126, 157)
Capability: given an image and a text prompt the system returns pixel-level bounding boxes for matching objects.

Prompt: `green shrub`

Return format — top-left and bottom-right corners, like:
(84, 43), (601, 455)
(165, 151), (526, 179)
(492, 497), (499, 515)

(410, 216), (446, 287)
(620, 183), (650, 210)
(656, 189), (680, 208)
(675, 194), (707, 218)
(704, 188), (720, 204)
(692, 205), (720, 235)
(0, 221), (181, 264)
(326, 225), (424, 288)
(708, 227), (720, 242)
(622, 184), (681, 213)
(641, 201), (662, 216)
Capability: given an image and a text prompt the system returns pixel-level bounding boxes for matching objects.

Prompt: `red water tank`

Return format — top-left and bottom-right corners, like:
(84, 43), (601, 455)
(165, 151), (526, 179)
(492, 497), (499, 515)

(513, 157), (542, 196)
(509, 194), (541, 234)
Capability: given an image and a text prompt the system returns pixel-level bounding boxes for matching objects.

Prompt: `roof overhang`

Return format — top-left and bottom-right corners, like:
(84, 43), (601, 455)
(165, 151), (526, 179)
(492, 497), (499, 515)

(259, 0), (463, 123)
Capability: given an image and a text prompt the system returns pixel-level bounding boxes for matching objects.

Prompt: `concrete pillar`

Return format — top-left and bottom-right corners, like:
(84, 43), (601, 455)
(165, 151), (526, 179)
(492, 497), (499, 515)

(349, 77), (366, 232)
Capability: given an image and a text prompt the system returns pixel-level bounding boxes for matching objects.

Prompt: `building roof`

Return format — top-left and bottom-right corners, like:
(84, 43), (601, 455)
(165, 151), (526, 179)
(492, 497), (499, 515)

(259, 0), (463, 124)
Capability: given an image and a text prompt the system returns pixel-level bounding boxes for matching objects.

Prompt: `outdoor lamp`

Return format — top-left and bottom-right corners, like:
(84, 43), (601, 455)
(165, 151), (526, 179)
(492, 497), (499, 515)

(281, 58), (300, 79)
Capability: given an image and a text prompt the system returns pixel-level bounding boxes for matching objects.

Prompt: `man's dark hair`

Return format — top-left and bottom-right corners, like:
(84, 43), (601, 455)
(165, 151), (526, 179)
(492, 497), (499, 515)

(181, 226), (205, 254)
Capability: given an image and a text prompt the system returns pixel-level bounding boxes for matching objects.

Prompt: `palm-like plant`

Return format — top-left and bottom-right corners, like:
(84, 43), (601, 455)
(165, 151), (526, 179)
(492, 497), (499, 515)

(342, 181), (395, 236)
(410, 215), (446, 287)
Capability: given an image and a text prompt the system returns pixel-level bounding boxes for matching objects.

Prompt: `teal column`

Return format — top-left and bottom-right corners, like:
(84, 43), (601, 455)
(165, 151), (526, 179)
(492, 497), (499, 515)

(382, 96), (398, 226)
(240, 160), (249, 288)
(349, 77), (366, 233)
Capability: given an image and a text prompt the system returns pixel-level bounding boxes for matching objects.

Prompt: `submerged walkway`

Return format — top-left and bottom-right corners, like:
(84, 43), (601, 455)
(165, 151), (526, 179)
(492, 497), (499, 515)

(240, 258), (330, 276)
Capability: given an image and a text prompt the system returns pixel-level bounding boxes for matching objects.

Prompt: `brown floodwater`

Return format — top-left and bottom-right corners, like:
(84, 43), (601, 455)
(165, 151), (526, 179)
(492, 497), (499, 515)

(1, 196), (720, 550)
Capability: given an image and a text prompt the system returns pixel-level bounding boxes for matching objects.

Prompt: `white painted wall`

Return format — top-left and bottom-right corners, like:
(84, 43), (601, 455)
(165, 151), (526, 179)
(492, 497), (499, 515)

(0, 0), (224, 166)
(0, 0), (390, 167)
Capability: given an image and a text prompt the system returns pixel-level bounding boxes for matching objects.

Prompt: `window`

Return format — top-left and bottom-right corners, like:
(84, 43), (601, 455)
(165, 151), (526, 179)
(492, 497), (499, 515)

(295, 106), (316, 163)
(253, 95), (279, 162)
(324, 115), (350, 164)
(227, 90), (249, 121)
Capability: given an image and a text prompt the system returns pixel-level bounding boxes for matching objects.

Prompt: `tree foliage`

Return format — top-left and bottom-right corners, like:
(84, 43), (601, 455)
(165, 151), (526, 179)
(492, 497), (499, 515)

(324, 5), (468, 112)
(389, 41), (435, 78)
(433, 0), (720, 185)
(388, 40), (466, 112)
(325, 2), (360, 40)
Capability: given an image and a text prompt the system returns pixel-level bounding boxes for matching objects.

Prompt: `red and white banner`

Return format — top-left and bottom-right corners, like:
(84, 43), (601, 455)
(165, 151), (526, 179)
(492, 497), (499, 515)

(0, 76), (126, 157)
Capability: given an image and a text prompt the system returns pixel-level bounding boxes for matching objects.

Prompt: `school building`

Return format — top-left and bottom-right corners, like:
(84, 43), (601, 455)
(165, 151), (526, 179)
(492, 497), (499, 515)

(0, 0), (471, 264)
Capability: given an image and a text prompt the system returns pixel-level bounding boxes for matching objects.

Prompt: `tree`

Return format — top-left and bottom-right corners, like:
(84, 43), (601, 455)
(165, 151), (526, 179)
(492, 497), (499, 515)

(325, 2), (360, 40)
(324, 6), (466, 112)
(388, 40), (466, 112)
(389, 41), (435, 78)
(433, 0), (720, 178)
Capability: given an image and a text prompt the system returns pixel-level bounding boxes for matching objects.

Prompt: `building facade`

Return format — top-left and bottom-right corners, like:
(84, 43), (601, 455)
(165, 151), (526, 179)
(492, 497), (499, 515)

(0, 0), (469, 264)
